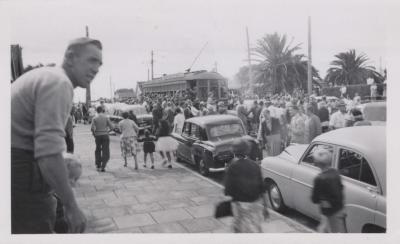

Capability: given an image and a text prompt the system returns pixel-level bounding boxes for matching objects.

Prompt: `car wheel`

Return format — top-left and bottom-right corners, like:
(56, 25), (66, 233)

(267, 181), (286, 212)
(197, 158), (209, 176)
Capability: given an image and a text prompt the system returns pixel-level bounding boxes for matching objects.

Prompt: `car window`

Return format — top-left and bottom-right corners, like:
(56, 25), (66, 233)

(182, 122), (191, 137)
(208, 123), (244, 140)
(302, 144), (334, 167)
(338, 149), (377, 186)
(200, 127), (208, 141)
(191, 124), (200, 140)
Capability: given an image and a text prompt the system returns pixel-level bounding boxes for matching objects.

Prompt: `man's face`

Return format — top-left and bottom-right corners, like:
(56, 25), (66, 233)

(339, 106), (346, 113)
(69, 44), (102, 88)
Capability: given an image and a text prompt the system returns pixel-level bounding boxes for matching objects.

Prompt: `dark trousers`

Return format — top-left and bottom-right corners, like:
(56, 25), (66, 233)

(65, 135), (74, 153)
(95, 135), (110, 169)
(11, 148), (56, 234)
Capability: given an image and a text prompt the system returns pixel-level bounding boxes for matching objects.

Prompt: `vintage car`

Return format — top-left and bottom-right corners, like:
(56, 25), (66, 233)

(171, 114), (262, 176)
(109, 104), (153, 137)
(261, 126), (386, 233)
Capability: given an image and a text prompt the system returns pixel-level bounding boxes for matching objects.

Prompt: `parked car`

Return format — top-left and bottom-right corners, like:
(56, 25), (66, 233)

(358, 101), (386, 126)
(261, 126), (386, 233)
(171, 114), (262, 176)
(109, 104), (153, 137)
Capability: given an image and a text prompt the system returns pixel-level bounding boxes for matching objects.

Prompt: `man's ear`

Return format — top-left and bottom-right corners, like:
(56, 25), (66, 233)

(64, 51), (76, 66)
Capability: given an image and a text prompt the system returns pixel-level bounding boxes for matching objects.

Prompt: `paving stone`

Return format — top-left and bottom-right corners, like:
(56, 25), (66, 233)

(157, 198), (196, 209)
(262, 219), (297, 233)
(84, 190), (117, 200)
(92, 206), (131, 219)
(113, 213), (155, 229)
(150, 208), (193, 224)
(135, 192), (175, 203)
(190, 195), (225, 205)
(178, 176), (202, 183)
(169, 190), (198, 199)
(180, 217), (223, 233)
(87, 217), (115, 229)
(195, 187), (223, 196)
(129, 202), (164, 214)
(110, 227), (143, 233)
(185, 204), (215, 218)
(105, 196), (139, 206)
(140, 222), (188, 233)
(169, 183), (202, 191)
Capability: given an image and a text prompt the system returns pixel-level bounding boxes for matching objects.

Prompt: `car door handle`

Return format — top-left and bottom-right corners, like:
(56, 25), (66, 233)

(366, 186), (377, 198)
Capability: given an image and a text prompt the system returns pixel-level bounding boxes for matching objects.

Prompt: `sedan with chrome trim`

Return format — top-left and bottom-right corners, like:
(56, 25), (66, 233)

(261, 126), (386, 233)
(171, 114), (262, 176)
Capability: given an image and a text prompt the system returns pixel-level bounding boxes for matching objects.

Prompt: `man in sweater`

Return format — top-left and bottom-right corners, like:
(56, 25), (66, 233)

(311, 148), (347, 233)
(11, 37), (102, 233)
(91, 106), (113, 172)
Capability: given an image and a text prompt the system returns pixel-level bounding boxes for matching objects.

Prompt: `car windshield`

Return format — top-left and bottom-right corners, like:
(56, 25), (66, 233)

(208, 123), (245, 140)
(124, 106), (147, 115)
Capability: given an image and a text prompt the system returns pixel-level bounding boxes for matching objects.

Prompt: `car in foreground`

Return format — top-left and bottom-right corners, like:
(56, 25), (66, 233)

(171, 114), (262, 176)
(261, 126), (386, 233)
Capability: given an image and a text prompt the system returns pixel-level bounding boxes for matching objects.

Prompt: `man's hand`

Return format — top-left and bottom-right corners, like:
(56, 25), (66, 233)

(64, 204), (87, 233)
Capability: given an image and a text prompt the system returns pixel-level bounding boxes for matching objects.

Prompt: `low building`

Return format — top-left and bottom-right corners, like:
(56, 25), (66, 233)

(114, 88), (136, 101)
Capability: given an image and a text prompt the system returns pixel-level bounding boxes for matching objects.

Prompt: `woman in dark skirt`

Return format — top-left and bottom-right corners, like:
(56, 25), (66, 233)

(155, 119), (178, 169)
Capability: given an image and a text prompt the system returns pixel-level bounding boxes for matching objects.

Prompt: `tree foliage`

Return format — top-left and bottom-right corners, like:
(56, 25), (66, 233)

(325, 49), (384, 85)
(250, 32), (321, 95)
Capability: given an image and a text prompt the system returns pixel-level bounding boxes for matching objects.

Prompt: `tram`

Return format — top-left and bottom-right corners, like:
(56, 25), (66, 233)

(138, 70), (229, 102)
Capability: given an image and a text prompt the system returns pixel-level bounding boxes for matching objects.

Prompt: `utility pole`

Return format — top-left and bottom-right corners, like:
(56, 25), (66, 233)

(214, 61), (218, 72)
(85, 25), (91, 108)
(307, 17), (312, 95)
(246, 27), (253, 94)
(151, 50), (154, 80)
(147, 68), (150, 81)
(109, 76), (113, 101)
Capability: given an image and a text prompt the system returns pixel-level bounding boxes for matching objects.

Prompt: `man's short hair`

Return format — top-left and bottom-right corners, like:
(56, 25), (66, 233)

(96, 106), (103, 113)
(64, 37), (102, 59)
(122, 112), (129, 119)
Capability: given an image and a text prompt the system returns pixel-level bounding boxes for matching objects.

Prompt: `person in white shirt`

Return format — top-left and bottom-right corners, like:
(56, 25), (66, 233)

(329, 101), (347, 130)
(173, 107), (185, 134)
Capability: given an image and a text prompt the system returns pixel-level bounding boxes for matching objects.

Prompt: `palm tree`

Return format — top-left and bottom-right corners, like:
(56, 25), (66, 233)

(325, 49), (384, 85)
(251, 32), (321, 94)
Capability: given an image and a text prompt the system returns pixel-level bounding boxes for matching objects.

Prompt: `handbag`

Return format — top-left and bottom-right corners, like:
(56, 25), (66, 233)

(214, 200), (232, 218)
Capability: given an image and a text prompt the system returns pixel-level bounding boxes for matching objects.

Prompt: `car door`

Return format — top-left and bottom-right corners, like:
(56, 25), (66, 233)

(178, 122), (196, 163)
(291, 143), (336, 220)
(336, 147), (378, 233)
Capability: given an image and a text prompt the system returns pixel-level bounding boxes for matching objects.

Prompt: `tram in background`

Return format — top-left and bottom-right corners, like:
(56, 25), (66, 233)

(138, 70), (229, 103)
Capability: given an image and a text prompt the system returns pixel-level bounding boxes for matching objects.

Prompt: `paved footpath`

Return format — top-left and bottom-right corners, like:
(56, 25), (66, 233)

(72, 123), (313, 233)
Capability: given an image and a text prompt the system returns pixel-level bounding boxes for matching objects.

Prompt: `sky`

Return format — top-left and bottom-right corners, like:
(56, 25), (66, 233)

(3, 0), (390, 102)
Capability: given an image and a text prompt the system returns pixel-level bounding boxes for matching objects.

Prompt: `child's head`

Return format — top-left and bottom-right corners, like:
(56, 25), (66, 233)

(63, 153), (82, 187)
(144, 129), (150, 137)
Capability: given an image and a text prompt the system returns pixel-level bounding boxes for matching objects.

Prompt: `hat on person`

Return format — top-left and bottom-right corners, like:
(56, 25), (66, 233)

(231, 138), (249, 156)
(312, 148), (332, 166)
(337, 100), (346, 107)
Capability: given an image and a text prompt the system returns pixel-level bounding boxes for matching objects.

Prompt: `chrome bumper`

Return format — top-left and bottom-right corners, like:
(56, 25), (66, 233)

(208, 167), (226, 172)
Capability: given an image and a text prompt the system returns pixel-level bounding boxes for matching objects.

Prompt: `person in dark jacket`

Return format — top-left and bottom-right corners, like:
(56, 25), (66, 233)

(224, 138), (269, 233)
(318, 102), (330, 133)
(152, 102), (163, 134)
(311, 147), (346, 233)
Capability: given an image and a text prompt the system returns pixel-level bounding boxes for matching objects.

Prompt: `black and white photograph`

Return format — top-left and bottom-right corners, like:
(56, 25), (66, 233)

(1, 0), (400, 243)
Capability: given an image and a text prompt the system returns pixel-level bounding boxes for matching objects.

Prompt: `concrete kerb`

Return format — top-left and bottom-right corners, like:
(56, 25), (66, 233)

(171, 161), (316, 233)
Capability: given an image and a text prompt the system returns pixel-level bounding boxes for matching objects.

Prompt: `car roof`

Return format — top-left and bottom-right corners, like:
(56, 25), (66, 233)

(314, 126), (386, 193)
(186, 114), (242, 127)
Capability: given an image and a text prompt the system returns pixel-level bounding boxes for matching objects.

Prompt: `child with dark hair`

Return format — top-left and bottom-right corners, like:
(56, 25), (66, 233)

(138, 130), (156, 169)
